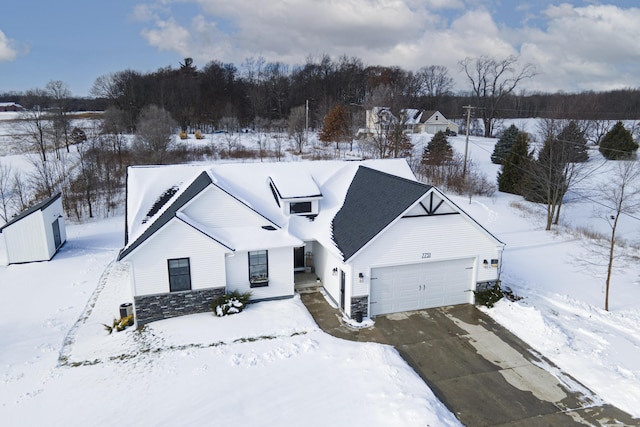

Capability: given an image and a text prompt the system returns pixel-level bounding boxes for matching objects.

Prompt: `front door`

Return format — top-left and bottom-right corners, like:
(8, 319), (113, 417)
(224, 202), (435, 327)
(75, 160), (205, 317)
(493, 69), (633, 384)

(294, 247), (305, 271)
(52, 218), (62, 249)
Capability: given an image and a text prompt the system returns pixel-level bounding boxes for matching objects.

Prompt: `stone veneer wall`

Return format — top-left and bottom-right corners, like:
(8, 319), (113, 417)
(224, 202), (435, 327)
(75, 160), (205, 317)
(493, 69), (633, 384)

(134, 287), (225, 326)
(350, 295), (368, 319)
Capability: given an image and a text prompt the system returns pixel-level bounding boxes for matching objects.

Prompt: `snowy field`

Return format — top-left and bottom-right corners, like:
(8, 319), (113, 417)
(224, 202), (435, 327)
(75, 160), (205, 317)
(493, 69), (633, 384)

(1, 113), (640, 424)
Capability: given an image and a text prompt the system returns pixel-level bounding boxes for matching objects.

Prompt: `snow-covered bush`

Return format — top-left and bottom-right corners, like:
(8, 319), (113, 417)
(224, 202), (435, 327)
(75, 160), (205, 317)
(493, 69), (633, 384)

(211, 291), (252, 317)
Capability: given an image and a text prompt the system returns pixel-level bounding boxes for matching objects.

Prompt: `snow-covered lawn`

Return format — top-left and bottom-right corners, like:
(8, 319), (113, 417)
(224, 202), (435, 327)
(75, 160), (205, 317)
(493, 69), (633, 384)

(0, 217), (459, 426)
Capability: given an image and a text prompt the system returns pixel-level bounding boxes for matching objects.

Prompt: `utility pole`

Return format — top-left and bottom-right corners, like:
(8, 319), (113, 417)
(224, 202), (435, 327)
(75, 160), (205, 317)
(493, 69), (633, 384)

(305, 99), (309, 148)
(462, 105), (475, 178)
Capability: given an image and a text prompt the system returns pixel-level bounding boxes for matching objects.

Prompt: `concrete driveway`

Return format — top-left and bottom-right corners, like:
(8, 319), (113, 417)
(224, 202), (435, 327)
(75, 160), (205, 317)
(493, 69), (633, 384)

(299, 291), (638, 426)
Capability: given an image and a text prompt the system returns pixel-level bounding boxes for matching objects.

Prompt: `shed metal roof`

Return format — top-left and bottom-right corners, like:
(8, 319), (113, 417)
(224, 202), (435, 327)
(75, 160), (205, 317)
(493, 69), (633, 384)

(0, 193), (62, 233)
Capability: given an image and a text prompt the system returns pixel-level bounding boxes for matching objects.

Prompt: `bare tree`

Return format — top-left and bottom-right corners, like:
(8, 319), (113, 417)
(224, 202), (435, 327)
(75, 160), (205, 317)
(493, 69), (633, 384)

(459, 55), (537, 137)
(100, 106), (128, 166)
(16, 107), (50, 162)
(596, 161), (640, 311)
(46, 80), (72, 154)
(219, 116), (240, 156)
(12, 172), (29, 212)
(0, 163), (13, 222)
(132, 105), (178, 164)
(416, 65), (453, 109)
(288, 105), (307, 154)
(588, 119), (613, 146)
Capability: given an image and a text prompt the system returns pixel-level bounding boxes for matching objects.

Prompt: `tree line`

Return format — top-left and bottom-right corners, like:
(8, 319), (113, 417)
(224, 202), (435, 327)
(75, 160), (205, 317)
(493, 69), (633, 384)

(2, 54), (640, 137)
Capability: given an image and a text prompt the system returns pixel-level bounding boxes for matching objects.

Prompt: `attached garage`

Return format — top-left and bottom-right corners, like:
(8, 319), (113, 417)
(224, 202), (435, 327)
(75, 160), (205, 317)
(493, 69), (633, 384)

(369, 258), (474, 316)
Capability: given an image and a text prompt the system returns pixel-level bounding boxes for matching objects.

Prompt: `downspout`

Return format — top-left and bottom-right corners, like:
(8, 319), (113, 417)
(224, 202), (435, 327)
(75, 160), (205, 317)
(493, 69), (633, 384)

(124, 168), (129, 246)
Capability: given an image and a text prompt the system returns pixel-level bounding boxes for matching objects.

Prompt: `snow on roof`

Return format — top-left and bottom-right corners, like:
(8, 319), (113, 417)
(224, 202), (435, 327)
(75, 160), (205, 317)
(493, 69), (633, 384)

(269, 171), (322, 199)
(176, 212), (303, 252)
(123, 159), (417, 260)
(403, 109), (422, 124)
(126, 164), (209, 241)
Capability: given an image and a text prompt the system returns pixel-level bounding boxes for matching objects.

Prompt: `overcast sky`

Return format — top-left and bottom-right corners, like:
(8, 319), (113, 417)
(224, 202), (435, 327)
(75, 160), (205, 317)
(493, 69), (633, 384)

(1, 1), (639, 97)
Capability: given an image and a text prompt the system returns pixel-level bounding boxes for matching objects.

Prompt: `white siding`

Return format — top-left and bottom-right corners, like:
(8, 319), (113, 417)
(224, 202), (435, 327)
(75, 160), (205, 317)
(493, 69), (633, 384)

(312, 242), (349, 307)
(351, 214), (502, 297)
(2, 197), (66, 264)
(127, 219), (228, 296)
(225, 246), (294, 300)
(182, 185), (269, 229)
(0, 232), (7, 265)
(3, 211), (48, 263)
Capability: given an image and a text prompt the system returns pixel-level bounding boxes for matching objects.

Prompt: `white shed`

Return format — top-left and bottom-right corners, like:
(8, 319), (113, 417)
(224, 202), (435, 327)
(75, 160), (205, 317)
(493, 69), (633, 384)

(0, 193), (67, 265)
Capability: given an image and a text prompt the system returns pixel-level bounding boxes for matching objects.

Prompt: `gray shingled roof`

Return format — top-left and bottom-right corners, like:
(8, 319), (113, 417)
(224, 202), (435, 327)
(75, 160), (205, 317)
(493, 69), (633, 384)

(331, 166), (431, 261)
(0, 192), (61, 233)
(118, 172), (213, 260)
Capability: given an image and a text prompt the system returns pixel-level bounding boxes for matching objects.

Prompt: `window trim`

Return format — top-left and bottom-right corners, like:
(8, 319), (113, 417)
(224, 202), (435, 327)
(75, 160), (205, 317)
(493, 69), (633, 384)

(248, 250), (269, 287)
(168, 257), (192, 292)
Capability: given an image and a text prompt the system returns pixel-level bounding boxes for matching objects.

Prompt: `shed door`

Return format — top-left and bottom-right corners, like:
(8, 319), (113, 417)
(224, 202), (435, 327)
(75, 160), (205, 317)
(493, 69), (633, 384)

(370, 258), (474, 316)
(52, 219), (62, 249)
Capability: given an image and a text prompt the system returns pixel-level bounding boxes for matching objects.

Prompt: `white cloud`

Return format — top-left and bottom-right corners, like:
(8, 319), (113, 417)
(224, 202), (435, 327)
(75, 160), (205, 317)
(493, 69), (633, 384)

(0, 30), (18, 62)
(520, 4), (640, 91)
(141, 18), (193, 55)
(134, 1), (640, 92)
(419, 0), (464, 10)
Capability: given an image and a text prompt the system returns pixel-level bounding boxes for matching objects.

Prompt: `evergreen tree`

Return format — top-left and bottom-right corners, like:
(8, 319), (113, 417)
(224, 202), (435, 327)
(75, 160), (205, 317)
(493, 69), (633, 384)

(599, 121), (638, 160)
(524, 136), (566, 204)
(491, 124), (520, 164)
(319, 104), (351, 149)
(557, 121), (588, 162)
(497, 131), (532, 194)
(422, 131), (453, 165)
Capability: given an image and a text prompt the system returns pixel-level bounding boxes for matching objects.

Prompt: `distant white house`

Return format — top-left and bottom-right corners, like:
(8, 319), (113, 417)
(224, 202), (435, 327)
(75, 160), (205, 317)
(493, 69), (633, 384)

(364, 107), (459, 136)
(0, 193), (66, 265)
(118, 160), (503, 325)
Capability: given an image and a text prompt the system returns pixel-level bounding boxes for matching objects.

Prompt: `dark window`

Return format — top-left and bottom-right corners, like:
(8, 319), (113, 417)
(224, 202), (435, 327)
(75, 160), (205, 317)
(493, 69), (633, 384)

(168, 258), (191, 292)
(249, 250), (268, 287)
(289, 201), (312, 214)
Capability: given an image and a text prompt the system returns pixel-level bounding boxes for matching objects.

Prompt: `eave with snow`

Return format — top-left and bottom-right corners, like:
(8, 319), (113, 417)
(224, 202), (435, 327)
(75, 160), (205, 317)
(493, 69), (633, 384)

(117, 159), (503, 325)
(0, 193), (67, 265)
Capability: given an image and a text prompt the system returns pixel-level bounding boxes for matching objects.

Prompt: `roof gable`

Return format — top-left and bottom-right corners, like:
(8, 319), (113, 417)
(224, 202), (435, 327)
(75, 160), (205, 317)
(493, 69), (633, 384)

(423, 110), (447, 124)
(331, 166), (431, 261)
(118, 172), (213, 260)
(0, 193), (61, 233)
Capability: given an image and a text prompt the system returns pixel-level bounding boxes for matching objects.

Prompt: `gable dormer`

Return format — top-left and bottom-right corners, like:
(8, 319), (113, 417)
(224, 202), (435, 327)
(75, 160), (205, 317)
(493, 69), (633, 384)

(268, 172), (323, 216)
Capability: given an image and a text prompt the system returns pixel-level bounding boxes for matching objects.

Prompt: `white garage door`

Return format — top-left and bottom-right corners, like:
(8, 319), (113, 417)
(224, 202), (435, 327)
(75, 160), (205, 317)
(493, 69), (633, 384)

(370, 258), (474, 316)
